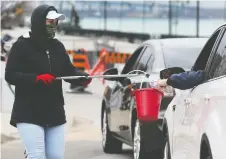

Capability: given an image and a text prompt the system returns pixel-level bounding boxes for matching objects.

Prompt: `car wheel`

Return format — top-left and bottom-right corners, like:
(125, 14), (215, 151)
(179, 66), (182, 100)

(133, 119), (164, 159)
(102, 107), (122, 153)
(133, 119), (143, 159)
(133, 119), (150, 159)
(163, 132), (171, 159)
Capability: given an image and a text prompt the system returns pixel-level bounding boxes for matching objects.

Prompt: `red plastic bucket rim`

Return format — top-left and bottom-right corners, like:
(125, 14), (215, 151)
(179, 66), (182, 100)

(133, 88), (164, 96)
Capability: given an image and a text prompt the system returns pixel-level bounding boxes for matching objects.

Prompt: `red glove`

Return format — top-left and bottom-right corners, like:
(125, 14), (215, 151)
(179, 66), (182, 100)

(36, 74), (56, 84)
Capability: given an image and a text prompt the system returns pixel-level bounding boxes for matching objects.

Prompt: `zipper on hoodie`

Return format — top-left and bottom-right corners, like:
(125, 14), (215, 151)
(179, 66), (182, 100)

(46, 50), (52, 72)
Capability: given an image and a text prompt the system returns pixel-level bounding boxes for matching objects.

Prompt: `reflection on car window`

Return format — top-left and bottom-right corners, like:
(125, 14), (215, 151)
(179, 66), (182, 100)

(208, 31), (226, 79)
(163, 47), (202, 70)
(121, 46), (144, 74)
(146, 53), (155, 73)
(136, 47), (152, 71)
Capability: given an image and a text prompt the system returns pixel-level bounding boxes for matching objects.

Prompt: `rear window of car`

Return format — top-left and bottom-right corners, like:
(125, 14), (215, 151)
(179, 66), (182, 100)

(163, 44), (204, 69)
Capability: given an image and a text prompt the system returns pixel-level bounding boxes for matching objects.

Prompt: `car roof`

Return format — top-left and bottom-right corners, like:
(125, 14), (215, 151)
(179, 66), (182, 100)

(114, 38), (209, 72)
(142, 38), (208, 48)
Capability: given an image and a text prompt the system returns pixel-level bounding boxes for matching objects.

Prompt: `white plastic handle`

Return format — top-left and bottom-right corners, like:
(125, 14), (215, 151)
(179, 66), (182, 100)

(126, 70), (151, 89)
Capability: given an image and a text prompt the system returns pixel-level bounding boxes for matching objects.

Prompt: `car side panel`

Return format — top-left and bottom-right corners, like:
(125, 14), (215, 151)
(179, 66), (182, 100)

(102, 82), (120, 132)
(188, 77), (226, 159)
(163, 89), (184, 156)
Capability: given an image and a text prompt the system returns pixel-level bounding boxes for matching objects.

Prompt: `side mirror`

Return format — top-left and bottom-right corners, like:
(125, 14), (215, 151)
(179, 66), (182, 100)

(103, 68), (121, 81)
(103, 68), (118, 75)
(160, 67), (185, 79)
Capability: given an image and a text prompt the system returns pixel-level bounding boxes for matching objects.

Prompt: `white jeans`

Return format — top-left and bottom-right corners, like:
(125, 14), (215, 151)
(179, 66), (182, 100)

(17, 123), (65, 159)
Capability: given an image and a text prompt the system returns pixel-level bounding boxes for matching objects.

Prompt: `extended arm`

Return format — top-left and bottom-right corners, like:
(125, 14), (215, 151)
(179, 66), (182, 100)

(157, 70), (205, 90)
(166, 70), (205, 90)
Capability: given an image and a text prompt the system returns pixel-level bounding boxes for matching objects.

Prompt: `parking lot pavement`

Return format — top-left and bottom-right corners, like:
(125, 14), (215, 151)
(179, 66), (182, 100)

(2, 116), (133, 159)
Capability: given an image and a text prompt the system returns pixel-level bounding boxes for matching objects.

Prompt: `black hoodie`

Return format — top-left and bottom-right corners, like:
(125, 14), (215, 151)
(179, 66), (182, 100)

(30, 4), (57, 50)
(5, 4), (89, 127)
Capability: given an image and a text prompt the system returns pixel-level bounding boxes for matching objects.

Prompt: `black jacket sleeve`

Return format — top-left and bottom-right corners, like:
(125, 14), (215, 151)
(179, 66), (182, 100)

(59, 42), (89, 84)
(5, 39), (37, 86)
(166, 70), (205, 90)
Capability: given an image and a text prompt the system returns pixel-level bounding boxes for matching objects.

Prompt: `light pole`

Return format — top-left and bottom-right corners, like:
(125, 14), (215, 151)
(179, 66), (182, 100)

(104, 0), (107, 31)
(119, 0), (123, 31)
(169, 0), (172, 35)
(142, 0), (145, 32)
(196, 0), (200, 37)
(224, 1), (226, 21)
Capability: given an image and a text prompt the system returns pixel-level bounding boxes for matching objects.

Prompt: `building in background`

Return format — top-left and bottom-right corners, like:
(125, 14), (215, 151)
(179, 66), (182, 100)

(1, 1), (34, 29)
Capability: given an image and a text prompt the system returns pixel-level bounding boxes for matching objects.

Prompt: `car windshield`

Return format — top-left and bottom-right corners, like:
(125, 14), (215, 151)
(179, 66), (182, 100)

(163, 45), (203, 70)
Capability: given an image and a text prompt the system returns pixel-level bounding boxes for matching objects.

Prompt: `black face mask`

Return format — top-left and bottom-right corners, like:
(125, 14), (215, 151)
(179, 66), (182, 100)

(46, 23), (57, 39)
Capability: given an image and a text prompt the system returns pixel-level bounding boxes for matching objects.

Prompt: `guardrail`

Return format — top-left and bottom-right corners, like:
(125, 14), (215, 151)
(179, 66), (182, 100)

(57, 25), (208, 43)
(57, 25), (151, 43)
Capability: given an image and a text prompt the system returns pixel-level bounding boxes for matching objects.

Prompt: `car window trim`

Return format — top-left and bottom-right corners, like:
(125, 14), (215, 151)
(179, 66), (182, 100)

(192, 27), (224, 72)
(190, 74), (226, 92)
(144, 46), (155, 72)
(121, 45), (146, 74)
(206, 74), (226, 82)
(205, 27), (226, 80)
(133, 46), (148, 69)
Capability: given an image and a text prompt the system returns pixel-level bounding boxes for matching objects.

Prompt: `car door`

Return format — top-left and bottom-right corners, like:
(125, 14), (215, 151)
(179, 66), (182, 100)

(109, 46), (146, 134)
(172, 27), (223, 159)
(119, 46), (155, 141)
(188, 28), (226, 159)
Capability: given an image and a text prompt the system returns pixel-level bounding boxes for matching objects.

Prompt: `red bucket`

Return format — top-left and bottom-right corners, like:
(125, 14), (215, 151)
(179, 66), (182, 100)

(133, 88), (164, 122)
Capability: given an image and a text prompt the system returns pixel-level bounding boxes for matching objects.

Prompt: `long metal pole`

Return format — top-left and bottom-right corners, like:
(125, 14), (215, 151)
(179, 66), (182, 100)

(224, 1), (226, 21)
(196, 0), (200, 37)
(142, 0), (145, 32)
(56, 74), (141, 80)
(119, 0), (123, 30)
(169, 0), (172, 35)
(104, 0), (107, 30)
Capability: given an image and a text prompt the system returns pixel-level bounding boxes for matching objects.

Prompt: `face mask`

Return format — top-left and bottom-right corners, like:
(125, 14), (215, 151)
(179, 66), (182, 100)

(46, 23), (57, 39)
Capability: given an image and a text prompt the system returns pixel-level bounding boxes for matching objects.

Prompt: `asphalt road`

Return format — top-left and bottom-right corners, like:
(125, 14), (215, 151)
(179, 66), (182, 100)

(2, 124), (133, 159)
(1, 61), (133, 159)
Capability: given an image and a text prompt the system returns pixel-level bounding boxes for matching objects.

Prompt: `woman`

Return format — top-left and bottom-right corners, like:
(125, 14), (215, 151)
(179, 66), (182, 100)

(5, 4), (91, 159)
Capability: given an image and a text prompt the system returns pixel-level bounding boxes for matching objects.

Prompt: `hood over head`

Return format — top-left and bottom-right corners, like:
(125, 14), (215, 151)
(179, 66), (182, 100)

(29, 4), (58, 50)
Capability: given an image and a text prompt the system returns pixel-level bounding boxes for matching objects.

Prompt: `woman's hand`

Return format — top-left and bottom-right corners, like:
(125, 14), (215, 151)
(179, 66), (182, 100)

(36, 73), (56, 84)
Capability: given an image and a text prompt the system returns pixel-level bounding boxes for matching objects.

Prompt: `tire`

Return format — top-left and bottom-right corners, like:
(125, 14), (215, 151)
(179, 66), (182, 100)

(133, 119), (164, 159)
(201, 142), (213, 159)
(101, 107), (123, 153)
(163, 131), (171, 159)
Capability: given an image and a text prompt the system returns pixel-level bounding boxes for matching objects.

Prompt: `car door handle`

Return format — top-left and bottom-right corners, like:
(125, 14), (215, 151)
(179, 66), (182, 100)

(204, 94), (210, 103)
(172, 105), (176, 111)
(184, 99), (191, 105)
(204, 94), (210, 100)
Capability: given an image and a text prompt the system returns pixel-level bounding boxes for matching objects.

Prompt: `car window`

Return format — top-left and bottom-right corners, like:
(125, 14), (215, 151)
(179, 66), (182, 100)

(163, 47), (202, 70)
(121, 46), (145, 74)
(145, 47), (155, 73)
(135, 46), (152, 71)
(208, 30), (226, 79)
(192, 29), (222, 71)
